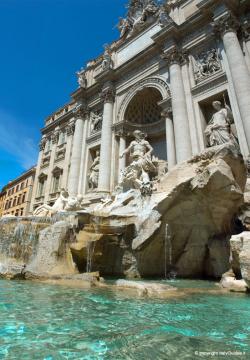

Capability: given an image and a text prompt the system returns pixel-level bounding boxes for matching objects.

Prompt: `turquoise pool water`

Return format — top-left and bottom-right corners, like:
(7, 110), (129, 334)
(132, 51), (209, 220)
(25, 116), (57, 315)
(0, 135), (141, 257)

(0, 280), (249, 359)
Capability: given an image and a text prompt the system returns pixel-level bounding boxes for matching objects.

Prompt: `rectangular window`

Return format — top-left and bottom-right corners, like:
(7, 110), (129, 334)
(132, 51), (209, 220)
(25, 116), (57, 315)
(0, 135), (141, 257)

(52, 175), (60, 193)
(22, 193), (26, 203)
(37, 180), (46, 196)
(59, 131), (66, 145)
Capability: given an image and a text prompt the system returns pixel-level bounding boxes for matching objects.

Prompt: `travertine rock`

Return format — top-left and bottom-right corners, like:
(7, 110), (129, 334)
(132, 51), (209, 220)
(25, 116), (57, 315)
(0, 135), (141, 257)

(76, 143), (246, 279)
(220, 270), (248, 292)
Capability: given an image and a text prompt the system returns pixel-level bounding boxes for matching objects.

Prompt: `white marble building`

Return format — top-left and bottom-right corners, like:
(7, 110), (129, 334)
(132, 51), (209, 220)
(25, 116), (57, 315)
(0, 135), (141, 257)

(30, 0), (250, 211)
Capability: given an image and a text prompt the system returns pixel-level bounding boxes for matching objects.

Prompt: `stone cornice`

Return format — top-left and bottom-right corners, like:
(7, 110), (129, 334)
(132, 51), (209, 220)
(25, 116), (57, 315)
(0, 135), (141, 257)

(41, 110), (74, 135)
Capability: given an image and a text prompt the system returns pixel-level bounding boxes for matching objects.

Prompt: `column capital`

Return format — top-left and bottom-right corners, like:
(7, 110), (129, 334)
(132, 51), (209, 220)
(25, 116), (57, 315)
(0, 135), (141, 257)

(115, 128), (128, 138)
(212, 12), (239, 37)
(100, 85), (115, 103)
(161, 46), (188, 67)
(73, 103), (89, 119)
(161, 107), (172, 119)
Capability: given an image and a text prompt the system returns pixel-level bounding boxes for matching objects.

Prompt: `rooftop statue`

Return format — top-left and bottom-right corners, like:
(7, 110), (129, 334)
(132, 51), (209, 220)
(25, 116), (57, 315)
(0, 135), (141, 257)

(76, 69), (87, 88)
(101, 44), (113, 71)
(204, 101), (239, 148)
(118, 0), (162, 39)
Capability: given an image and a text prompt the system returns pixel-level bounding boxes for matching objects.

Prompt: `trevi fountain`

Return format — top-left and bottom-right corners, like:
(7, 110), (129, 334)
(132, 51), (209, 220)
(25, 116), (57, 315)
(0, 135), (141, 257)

(0, 0), (250, 358)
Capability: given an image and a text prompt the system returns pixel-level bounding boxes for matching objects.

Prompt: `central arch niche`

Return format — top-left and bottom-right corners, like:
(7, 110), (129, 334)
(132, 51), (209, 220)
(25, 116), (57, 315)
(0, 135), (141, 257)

(123, 87), (167, 160)
(124, 87), (162, 125)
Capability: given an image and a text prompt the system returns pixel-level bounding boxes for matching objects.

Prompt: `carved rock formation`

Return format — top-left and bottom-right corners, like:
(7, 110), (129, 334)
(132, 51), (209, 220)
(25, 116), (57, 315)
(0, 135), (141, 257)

(71, 143), (246, 279)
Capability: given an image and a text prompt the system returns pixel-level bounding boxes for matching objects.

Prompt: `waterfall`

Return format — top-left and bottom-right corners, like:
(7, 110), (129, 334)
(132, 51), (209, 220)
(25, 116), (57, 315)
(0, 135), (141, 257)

(165, 224), (173, 279)
(86, 240), (96, 273)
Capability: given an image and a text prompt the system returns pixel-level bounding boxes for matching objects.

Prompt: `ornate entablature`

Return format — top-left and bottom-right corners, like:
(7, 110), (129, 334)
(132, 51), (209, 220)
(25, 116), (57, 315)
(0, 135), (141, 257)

(117, 77), (170, 123)
(192, 48), (221, 83)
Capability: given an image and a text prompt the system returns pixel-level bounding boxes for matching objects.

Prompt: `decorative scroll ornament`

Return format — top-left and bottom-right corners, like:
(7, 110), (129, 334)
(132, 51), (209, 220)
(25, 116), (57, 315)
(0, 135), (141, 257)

(193, 48), (221, 83)
(212, 12), (239, 37)
(100, 86), (115, 103)
(90, 111), (103, 134)
(161, 46), (189, 66)
(76, 69), (87, 88)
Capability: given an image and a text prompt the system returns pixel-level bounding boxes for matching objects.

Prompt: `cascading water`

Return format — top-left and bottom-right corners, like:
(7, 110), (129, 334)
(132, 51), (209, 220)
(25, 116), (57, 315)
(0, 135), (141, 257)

(165, 224), (174, 279)
(86, 240), (96, 273)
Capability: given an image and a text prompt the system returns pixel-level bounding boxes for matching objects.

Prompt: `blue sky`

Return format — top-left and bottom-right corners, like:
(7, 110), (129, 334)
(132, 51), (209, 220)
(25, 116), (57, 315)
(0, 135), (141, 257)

(0, 0), (126, 189)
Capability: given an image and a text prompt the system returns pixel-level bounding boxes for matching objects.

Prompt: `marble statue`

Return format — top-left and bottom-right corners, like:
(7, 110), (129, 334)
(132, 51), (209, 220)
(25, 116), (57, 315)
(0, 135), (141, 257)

(102, 45), (113, 71)
(90, 112), (102, 134)
(158, 4), (172, 27)
(76, 70), (87, 88)
(65, 194), (84, 211)
(119, 130), (156, 194)
(33, 189), (69, 216)
(118, 17), (132, 38)
(204, 101), (238, 147)
(88, 151), (100, 190)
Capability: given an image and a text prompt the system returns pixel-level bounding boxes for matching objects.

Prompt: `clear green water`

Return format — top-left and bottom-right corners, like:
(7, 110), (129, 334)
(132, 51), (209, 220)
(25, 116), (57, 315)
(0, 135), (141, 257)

(0, 280), (249, 360)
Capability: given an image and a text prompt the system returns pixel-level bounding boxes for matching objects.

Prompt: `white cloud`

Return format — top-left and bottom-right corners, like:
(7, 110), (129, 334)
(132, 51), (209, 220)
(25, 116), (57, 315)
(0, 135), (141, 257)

(0, 108), (38, 169)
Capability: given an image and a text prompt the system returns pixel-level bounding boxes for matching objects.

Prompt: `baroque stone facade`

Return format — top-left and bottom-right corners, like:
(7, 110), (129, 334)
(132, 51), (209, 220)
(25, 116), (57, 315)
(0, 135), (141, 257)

(30, 0), (250, 212)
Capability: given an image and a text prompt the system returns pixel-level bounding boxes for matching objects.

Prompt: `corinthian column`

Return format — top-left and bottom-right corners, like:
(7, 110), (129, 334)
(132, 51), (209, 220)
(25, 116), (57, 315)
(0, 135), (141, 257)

(98, 84), (115, 192)
(61, 122), (75, 189)
(117, 130), (127, 182)
(161, 108), (176, 170)
(162, 47), (192, 163)
(213, 13), (250, 151)
(68, 104), (87, 196)
(242, 18), (250, 72)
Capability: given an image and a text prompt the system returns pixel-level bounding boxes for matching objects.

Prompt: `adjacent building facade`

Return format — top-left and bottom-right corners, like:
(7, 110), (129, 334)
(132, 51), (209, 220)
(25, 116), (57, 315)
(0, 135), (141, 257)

(1, 167), (36, 217)
(30, 0), (250, 212)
